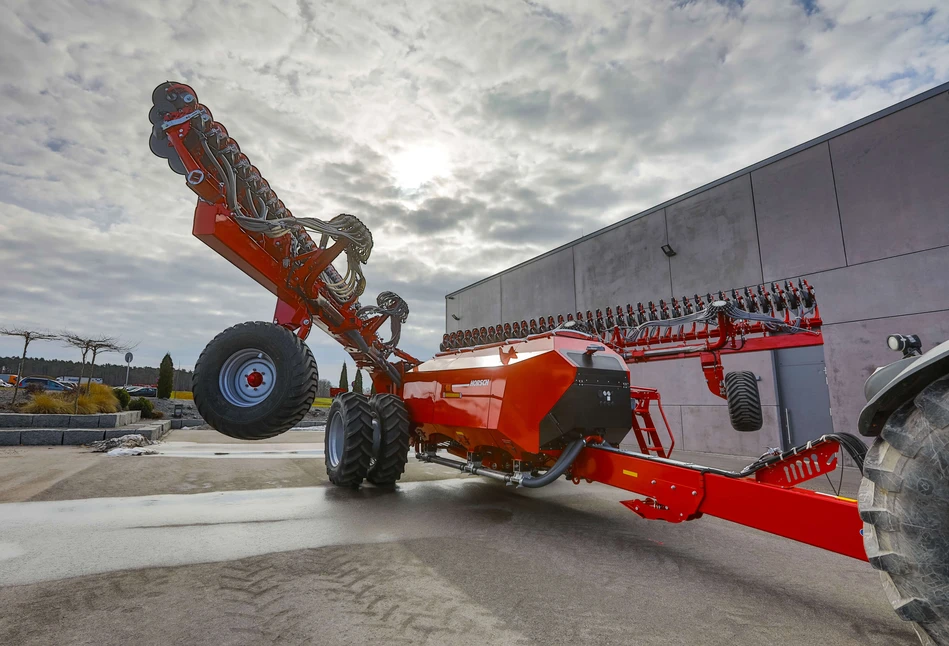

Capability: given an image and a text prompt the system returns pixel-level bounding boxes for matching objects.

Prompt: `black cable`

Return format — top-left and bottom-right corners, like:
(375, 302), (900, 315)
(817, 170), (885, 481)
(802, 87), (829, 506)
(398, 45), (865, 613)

(830, 432), (868, 473)
(823, 444), (843, 496)
(837, 451), (845, 494)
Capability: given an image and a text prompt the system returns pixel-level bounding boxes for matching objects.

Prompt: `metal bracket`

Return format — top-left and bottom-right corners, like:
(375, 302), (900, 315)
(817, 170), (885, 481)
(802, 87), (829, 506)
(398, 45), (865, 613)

(620, 476), (705, 523)
(755, 440), (840, 488)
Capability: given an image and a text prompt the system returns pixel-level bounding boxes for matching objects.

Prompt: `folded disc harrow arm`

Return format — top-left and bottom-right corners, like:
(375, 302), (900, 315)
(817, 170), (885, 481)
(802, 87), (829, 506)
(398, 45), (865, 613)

(148, 81), (417, 390)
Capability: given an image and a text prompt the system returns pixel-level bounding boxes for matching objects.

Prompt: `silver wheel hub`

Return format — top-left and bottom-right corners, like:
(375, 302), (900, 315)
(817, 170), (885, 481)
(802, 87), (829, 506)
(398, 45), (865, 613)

(219, 349), (277, 408)
(327, 410), (345, 468)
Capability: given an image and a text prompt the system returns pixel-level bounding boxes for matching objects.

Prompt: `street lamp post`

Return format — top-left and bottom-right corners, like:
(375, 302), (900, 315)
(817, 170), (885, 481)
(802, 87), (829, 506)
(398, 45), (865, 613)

(124, 352), (133, 388)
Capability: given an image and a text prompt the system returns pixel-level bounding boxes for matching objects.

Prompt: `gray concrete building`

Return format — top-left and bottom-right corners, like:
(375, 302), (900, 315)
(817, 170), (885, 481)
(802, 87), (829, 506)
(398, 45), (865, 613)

(445, 82), (949, 456)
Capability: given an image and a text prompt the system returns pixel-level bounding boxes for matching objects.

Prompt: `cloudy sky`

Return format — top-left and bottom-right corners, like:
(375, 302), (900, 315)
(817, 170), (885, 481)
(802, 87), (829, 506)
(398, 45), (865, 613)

(1, 0), (947, 381)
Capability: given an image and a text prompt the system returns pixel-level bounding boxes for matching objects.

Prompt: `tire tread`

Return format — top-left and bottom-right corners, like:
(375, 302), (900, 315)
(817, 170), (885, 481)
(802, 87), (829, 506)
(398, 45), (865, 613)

(193, 322), (317, 440)
(366, 394), (411, 486)
(858, 376), (949, 645)
(724, 371), (763, 433)
(325, 392), (374, 487)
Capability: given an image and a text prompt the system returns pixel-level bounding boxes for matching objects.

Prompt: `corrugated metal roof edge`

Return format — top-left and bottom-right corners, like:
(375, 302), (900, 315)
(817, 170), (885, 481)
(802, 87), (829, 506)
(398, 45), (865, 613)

(446, 80), (949, 298)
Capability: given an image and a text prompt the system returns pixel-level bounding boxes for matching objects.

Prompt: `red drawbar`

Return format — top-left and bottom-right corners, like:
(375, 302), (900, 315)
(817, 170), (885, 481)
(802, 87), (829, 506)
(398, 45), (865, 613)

(572, 446), (867, 561)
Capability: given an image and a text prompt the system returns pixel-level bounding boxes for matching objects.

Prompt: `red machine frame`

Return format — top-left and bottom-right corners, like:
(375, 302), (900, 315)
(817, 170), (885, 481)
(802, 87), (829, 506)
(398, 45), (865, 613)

(153, 81), (867, 564)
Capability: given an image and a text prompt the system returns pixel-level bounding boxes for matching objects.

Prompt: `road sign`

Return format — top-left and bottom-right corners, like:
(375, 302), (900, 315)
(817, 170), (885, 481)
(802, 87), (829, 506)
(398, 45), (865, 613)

(125, 352), (134, 364)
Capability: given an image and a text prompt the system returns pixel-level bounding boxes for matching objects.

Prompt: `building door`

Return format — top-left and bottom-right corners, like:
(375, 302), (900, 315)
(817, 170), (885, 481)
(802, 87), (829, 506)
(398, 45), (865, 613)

(774, 346), (834, 449)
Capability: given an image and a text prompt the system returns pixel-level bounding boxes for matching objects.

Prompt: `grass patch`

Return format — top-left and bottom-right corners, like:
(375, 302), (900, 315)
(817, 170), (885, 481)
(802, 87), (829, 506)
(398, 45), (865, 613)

(19, 393), (73, 414)
(75, 395), (98, 415)
(86, 383), (120, 413)
(18, 383), (121, 415)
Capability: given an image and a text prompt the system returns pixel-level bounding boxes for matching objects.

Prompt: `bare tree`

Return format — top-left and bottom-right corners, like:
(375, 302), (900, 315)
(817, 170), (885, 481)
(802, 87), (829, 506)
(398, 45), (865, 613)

(61, 333), (131, 412)
(0, 327), (61, 405)
(61, 333), (94, 405)
(87, 337), (131, 388)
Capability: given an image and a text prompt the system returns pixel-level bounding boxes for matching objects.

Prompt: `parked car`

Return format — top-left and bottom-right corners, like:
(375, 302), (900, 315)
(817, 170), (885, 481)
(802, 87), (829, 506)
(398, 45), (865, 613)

(17, 377), (78, 392)
(126, 386), (158, 397)
(0, 381), (11, 388)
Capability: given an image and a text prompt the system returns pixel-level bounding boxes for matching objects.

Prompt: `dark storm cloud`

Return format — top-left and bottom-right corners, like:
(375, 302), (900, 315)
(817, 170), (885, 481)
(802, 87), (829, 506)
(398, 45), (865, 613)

(1, 0), (947, 377)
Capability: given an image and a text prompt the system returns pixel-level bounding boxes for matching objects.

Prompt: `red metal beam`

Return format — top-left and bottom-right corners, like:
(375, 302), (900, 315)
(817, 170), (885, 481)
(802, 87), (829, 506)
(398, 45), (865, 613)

(571, 446), (867, 561)
(701, 473), (865, 561)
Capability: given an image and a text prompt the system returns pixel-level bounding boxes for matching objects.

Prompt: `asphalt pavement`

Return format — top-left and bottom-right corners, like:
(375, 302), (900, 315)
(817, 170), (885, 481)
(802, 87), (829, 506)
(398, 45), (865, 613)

(0, 430), (916, 645)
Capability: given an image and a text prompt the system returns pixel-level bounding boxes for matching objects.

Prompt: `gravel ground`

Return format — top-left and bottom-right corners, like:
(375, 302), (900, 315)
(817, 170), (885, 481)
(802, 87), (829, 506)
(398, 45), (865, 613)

(149, 397), (199, 419)
(0, 386), (27, 412)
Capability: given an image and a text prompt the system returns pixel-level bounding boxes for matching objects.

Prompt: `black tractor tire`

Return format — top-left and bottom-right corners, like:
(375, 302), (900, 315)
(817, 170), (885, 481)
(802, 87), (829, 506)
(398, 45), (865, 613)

(324, 392), (374, 487)
(366, 394), (411, 486)
(193, 322), (317, 440)
(858, 375), (949, 645)
(724, 370), (763, 432)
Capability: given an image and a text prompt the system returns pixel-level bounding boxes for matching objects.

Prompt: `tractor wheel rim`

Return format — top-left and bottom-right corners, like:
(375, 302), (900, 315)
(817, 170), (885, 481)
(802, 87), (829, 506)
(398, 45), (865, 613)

(219, 349), (276, 408)
(327, 410), (345, 468)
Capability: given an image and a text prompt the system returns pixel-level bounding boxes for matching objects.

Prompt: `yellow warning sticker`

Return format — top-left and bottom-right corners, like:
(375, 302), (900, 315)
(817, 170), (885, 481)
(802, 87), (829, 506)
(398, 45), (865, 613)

(622, 470), (638, 478)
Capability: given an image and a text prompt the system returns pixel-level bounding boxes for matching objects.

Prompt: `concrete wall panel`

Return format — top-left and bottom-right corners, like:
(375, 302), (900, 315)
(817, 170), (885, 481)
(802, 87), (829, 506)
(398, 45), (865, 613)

(752, 143), (846, 280)
(805, 245), (949, 325)
(627, 352), (777, 407)
(500, 249), (575, 324)
(666, 175), (763, 297)
(573, 210), (671, 312)
(680, 405), (780, 456)
(831, 92), (949, 265)
(822, 309), (949, 437)
(446, 85), (949, 457)
(446, 277), (500, 333)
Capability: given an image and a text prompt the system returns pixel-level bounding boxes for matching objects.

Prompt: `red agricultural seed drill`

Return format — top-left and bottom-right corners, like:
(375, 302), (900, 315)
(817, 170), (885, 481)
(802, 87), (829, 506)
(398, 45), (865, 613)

(150, 82), (949, 644)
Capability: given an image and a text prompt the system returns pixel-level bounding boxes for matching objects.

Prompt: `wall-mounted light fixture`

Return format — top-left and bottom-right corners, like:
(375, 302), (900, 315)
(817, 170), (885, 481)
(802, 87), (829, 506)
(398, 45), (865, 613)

(451, 314), (461, 321)
(661, 244), (676, 257)
(447, 295), (455, 300)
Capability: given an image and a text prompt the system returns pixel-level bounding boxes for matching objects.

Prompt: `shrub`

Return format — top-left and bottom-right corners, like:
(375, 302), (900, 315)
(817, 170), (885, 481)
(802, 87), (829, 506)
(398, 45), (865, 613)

(113, 388), (131, 410)
(129, 396), (156, 418)
(19, 393), (73, 414)
(158, 353), (174, 399)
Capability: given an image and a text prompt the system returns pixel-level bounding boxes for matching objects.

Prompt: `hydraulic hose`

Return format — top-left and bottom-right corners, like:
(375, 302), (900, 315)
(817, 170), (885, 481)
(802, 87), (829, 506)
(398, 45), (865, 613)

(415, 438), (587, 488)
(518, 438), (587, 488)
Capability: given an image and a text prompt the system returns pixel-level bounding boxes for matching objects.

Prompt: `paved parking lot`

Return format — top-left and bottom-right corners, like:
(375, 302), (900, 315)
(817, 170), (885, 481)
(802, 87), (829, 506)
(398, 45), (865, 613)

(0, 430), (915, 645)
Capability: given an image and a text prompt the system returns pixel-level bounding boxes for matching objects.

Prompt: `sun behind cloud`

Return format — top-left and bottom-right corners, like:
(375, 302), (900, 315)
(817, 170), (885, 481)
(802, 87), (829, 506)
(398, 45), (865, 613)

(390, 144), (451, 191)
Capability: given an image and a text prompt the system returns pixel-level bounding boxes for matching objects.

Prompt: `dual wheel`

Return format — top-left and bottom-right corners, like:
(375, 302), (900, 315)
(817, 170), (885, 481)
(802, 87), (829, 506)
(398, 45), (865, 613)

(325, 391), (411, 487)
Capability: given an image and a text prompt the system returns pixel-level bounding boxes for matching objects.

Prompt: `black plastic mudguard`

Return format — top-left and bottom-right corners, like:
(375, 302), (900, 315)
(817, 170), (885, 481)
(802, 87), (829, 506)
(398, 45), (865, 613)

(858, 339), (949, 436)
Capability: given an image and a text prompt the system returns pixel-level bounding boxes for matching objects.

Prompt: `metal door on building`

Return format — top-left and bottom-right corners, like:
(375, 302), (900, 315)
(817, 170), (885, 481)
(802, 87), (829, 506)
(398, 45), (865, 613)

(774, 345), (834, 449)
